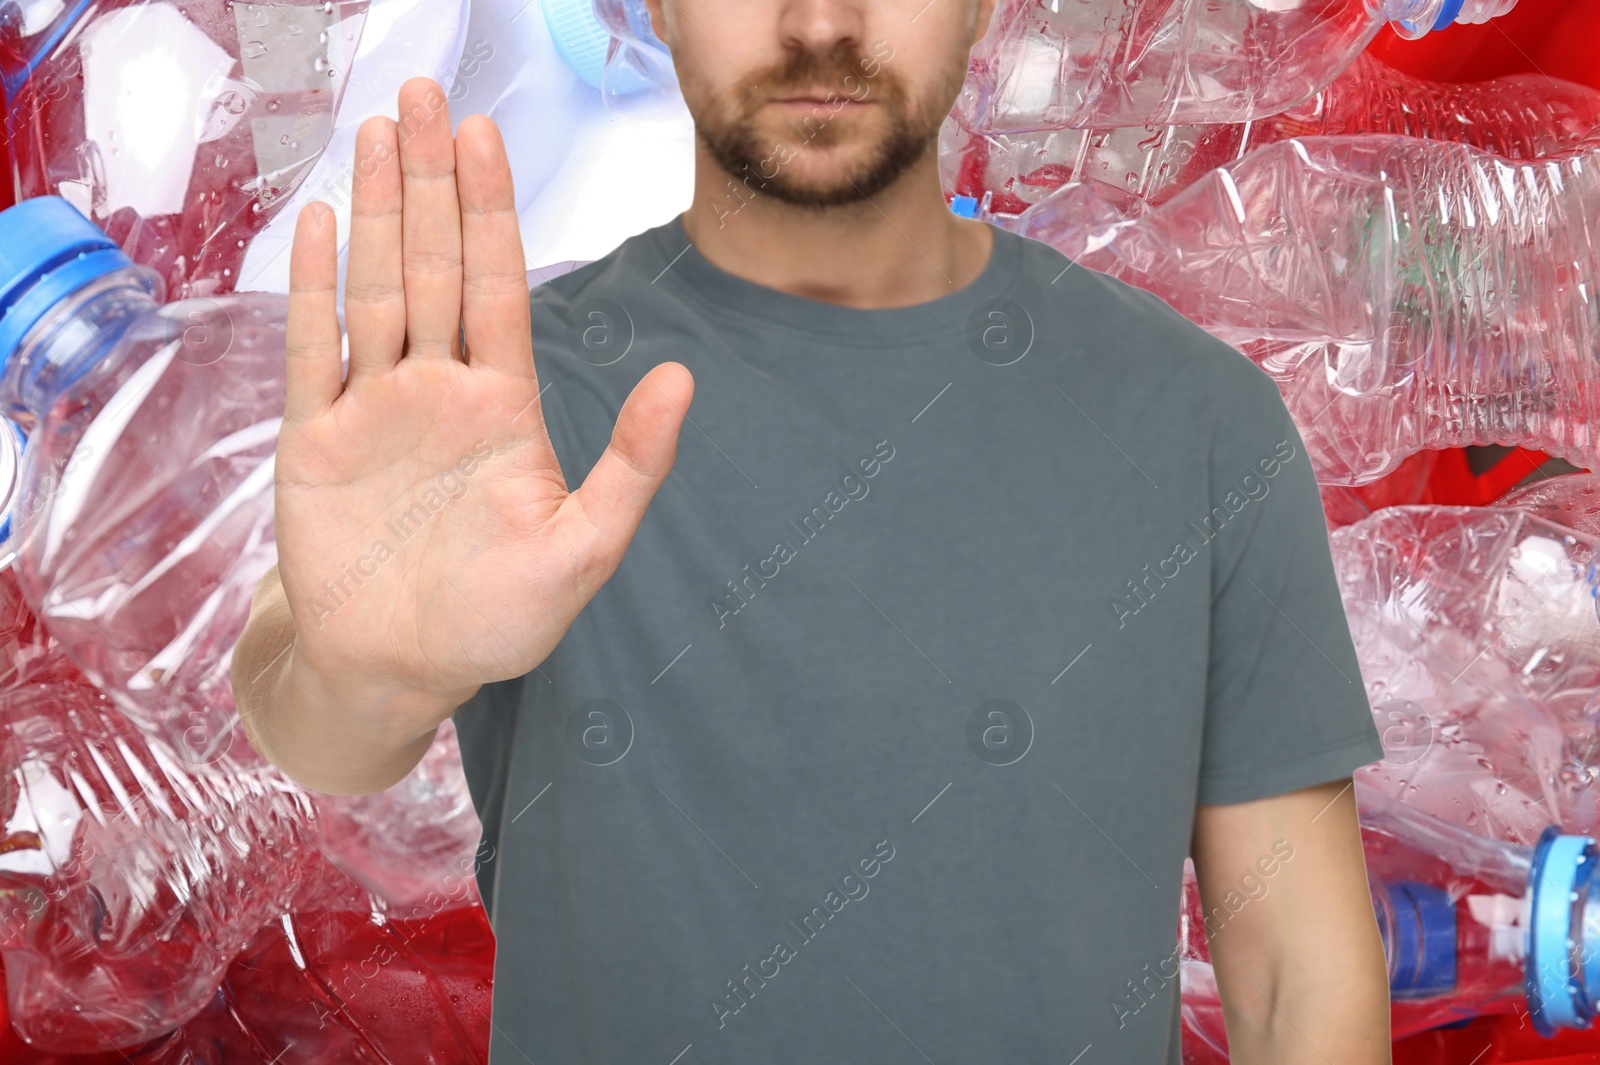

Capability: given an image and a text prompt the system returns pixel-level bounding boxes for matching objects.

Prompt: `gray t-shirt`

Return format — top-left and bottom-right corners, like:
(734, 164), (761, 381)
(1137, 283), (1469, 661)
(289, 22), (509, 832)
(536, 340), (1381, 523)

(453, 214), (1386, 1064)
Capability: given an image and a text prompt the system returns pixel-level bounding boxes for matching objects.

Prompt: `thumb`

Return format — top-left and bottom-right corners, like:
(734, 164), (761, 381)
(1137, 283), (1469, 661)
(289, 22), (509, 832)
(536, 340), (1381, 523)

(567, 362), (695, 559)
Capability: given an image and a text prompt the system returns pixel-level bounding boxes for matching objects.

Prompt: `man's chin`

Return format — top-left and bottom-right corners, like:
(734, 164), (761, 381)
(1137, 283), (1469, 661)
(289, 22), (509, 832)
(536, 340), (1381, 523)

(754, 161), (886, 208)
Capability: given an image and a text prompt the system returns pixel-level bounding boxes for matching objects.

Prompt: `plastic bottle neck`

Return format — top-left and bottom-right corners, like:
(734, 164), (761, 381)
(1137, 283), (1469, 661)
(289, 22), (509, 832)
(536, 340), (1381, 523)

(0, 264), (161, 427)
(1384, 0), (1517, 37)
(1383, 0), (1459, 38)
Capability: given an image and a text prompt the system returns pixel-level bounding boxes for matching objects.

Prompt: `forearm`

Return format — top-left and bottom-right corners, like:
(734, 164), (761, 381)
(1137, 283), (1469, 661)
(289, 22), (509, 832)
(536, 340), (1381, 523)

(1196, 780), (1393, 1065)
(1222, 943), (1391, 1064)
(231, 566), (477, 795)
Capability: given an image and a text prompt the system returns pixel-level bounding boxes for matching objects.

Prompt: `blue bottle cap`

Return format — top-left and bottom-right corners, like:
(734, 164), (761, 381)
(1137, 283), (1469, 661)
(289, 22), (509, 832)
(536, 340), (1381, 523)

(1393, 0), (1467, 36)
(541, 0), (660, 95)
(1526, 828), (1597, 1034)
(541, 0), (611, 89)
(1429, 0), (1468, 31)
(949, 195), (980, 218)
(0, 197), (139, 370)
(1383, 879), (1458, 999)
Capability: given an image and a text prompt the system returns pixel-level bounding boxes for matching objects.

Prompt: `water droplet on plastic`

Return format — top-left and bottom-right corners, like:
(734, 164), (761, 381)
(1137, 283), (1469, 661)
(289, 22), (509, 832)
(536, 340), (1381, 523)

(314, 57), (326, 73)
(219, 91), (246, 116)
(213, 153), (227, 168)
(267, 100), (280, 113)
(241, 40), (267, 60)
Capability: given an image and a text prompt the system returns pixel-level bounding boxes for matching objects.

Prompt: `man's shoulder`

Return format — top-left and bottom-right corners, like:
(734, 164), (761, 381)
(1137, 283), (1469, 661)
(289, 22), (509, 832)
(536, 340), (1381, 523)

(1009, 228), (1280, 419)
(527, 222), (670, 315)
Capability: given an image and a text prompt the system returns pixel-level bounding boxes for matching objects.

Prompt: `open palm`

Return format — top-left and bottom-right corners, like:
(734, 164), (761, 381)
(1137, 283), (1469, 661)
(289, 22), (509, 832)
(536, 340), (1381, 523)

(275, 77), (692, 701)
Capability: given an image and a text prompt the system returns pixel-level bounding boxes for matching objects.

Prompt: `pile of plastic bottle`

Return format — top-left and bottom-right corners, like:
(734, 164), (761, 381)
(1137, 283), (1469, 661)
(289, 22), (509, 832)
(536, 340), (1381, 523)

(941, 0), (1600, 1059)
(0, 0), (1596, 1061)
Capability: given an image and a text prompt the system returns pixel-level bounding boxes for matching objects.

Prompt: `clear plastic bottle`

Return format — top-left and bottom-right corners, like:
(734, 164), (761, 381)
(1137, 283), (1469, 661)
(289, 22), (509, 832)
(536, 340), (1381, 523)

(0, 672), (320, 1051)
(1501, 472), (1600, 539)
(942, 50), (1600, 215)
(0, 869), (494, 1062)
(956, 0), (1522, 134)
(0, 515), (485, 1050)
(1182, 786), (1600, 1049)
(589, 0), (681, 116)
(1328, 505), (1600, 838)
(0, 195), (288, 767)
(1, 0), (369, 299)
(1012, 133), (1600, 486)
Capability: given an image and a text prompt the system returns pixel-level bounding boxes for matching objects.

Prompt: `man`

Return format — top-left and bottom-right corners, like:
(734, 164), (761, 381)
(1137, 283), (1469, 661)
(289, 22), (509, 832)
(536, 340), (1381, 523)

(232, 1), (1393, 1061)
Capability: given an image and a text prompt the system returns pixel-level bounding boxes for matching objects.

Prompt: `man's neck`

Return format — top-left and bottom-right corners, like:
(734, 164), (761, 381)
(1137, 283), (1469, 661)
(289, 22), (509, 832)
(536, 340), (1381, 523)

(679, 153), (994, 311)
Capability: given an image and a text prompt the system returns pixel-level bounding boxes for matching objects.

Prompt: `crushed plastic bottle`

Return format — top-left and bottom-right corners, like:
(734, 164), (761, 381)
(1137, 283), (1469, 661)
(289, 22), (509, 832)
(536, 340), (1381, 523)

(955, 0), (1522, 134)
(1329, 505), (1600, 838)
(1182, 786), (1600, 1050)
(0, 549), (485, 1052)
(0, 672), (321, 1051)
(1501, 472), (1600, 539)
(1, 0), (370, 300)
(588, 0), (681, 116)
(0, 850), (494, 1062)
(0, 195), (286, 766)
(942, 50), (1600, 216)
(1012, 133), (1600, 486)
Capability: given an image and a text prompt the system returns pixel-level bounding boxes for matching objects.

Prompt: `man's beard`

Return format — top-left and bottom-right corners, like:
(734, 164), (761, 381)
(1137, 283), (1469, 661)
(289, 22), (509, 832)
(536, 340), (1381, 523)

(694, 42), (957, 208)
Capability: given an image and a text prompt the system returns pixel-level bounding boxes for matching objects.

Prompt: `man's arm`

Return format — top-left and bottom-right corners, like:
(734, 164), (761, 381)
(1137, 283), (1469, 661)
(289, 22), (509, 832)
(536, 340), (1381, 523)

(230, 78), (690, 796)
(232, 565), (476, 796)
(1191, 776), (1391, 1065)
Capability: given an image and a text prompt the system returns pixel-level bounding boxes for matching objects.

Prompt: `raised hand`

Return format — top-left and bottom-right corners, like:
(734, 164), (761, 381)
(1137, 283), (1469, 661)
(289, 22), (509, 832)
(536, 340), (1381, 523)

(273, 76), (692, 710)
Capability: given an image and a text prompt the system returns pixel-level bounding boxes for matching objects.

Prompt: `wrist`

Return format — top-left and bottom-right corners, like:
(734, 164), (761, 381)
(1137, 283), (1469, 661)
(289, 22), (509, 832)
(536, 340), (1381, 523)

(278, 646), (476, 748)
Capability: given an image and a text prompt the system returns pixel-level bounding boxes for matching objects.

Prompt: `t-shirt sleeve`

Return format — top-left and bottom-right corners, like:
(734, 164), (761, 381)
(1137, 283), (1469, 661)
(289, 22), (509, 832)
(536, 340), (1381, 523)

(1196, 362), (1387, 807)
